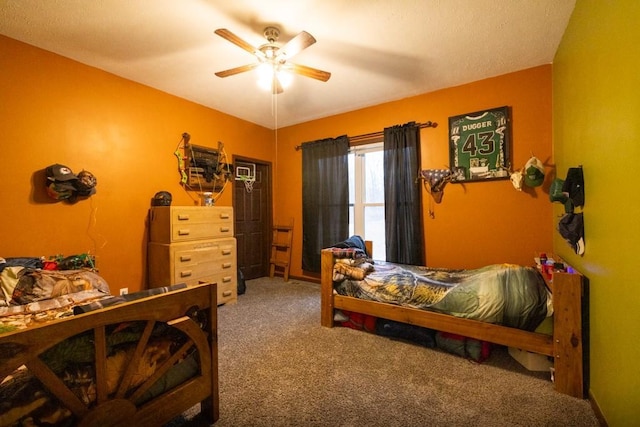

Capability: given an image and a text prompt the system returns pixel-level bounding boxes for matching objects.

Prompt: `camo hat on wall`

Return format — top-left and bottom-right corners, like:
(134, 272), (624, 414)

(75, 170), (97, 196)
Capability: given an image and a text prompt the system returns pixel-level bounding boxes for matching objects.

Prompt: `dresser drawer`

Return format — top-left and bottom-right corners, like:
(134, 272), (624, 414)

(179, 273), (237, 305)
(148, 238), (236, 289)
(149, 206), (234, 243)
(215, 276), (237, 305)
(172, 240), (236, 281)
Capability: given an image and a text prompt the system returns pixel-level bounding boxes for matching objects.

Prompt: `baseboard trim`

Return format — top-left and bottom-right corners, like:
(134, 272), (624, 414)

(270, 272), (320, 284)
(292, 274), (319, 284)
(588, 390), (608, 427)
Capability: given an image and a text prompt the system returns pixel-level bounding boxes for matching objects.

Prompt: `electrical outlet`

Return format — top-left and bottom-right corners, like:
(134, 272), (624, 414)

(119, 288), (128, 295)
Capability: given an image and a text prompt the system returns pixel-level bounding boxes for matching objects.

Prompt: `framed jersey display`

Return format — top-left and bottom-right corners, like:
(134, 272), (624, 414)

(448, 106), (511, 182)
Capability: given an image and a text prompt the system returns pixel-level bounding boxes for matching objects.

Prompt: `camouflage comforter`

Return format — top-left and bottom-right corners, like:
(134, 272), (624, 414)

(333, 262), (550, 331)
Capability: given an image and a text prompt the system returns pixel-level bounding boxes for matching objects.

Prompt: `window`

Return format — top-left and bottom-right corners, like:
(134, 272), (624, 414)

(348, 142), (386, 260)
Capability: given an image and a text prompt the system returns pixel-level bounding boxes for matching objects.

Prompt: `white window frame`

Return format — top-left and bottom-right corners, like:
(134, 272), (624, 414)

(349, 142), (385, 259)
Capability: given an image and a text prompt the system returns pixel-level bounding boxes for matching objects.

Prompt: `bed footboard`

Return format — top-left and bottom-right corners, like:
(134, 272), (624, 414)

(0, 283), (219, 426)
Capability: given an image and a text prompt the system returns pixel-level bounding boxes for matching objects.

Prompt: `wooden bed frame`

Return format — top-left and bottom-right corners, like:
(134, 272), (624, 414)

(0, 282), (218, 426)
(320, 242), (586, 399)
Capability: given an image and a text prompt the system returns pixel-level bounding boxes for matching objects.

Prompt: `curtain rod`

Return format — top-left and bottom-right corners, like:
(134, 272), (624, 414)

(294, 121), (437, 151)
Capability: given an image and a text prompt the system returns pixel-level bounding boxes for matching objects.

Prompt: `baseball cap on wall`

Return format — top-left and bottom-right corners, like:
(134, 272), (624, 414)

(549, 178), (573, 213)
(152, 191), (172, 206)
(558, 212), (585, 255)
(46, 164), (78, 182)
(562, 167), (584, 207)
(46, 180), (77, 201)
(523, 156), (545, 187)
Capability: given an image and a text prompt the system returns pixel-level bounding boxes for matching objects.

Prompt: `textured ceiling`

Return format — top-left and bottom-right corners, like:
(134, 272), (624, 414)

(0, 0), (575, 129)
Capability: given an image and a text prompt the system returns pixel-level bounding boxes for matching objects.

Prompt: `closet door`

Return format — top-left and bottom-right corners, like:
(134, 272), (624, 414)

(233, 158), (272, 280)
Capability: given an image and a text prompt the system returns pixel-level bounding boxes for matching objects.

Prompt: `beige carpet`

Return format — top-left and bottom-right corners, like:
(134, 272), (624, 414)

(209, 277), (598, 426)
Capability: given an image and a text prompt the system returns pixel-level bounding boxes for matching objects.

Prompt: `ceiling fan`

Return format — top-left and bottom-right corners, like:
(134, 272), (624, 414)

(214, 27), (331, 94)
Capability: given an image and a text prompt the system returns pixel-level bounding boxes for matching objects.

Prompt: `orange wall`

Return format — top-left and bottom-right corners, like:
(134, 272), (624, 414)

(277, 65), (554, 279)
(0, 35), (274, 292)
(1, 34), (553, 289)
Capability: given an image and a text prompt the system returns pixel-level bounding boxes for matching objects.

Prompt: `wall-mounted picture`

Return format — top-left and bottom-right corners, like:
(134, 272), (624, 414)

(448, 106), (511, 182)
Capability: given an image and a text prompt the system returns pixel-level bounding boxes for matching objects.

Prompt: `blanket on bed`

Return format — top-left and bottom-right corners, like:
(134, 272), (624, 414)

(333, 262), (549, 331)
(0, 269), (110, 333)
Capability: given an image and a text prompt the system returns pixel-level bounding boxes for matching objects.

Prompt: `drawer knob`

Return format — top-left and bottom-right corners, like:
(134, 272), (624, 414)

(180, 270), (192, 277)
(220, 213), (230, 219)
(222, 249), (231, 255)
(222, 276), (232, 283)
(180, 256), (192, 262)
(177, 214), (190, 220)
(178, 229), (190, 236)
(220, 227), (230, 233)
(222, 262), (231, 269)
(222, 290), (232, 297)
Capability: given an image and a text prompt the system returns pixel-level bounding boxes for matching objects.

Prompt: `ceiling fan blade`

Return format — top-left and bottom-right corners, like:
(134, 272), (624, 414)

(214, 28), (264, 59)
(278, 31), (316, 60)
(215, 63), (260, 78)
(282, 63), (331, 82)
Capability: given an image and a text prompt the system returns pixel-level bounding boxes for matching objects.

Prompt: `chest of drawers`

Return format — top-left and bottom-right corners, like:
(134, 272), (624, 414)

(148, 206), (237, 305)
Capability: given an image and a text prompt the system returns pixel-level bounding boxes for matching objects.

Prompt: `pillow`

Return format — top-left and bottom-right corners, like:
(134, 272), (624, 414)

(11, 269), (110, 305)
(1, 266), (24, 306)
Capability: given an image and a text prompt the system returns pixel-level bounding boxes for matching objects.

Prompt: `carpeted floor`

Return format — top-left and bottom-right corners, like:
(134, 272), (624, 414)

(193, 277), (599, 426)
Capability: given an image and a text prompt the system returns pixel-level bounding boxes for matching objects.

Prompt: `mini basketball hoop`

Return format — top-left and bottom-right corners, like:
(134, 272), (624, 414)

(236, 164), (256, 192)
(238, 174), (255, 192)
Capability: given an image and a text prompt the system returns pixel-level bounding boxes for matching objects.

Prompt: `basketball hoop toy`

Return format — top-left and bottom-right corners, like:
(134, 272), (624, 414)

(236, 164), (256, 193)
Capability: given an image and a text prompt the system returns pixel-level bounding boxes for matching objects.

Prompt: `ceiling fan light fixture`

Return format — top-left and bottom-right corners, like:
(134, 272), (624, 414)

(257, 63), (275, 91)
(257, 63), (292, 92)
(277, 68), (293, 88)
(215, 27), (330, 93)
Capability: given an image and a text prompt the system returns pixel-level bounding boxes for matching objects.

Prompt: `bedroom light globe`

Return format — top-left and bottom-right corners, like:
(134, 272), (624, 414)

(257, 63), (293, 92)
(277, 69), (293, 88)
(257, 63), (274, 91)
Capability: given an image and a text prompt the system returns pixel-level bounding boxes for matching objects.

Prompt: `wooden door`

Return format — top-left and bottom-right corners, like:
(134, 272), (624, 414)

(233, 157), (272, 280)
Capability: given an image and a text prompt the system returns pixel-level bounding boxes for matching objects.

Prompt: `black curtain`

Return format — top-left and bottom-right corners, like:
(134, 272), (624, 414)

(383, 122), (424, 265)
(301, 135), (350, 272)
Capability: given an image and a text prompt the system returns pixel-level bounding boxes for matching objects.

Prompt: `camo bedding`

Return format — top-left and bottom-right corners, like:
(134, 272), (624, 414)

(333, 261), (551, 331)
(0, 268), (110, 333)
